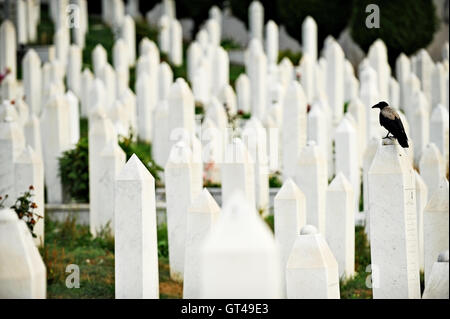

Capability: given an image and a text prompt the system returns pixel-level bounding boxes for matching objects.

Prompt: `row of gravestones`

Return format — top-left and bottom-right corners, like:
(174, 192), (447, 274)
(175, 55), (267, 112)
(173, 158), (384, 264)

(0, 138), (448, 298)
(0, 0), (449, 299)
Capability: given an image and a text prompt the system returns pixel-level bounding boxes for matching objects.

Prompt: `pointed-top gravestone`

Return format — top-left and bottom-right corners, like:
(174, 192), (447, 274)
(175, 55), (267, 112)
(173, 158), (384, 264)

(282, 81), (307, 179)
(14, 145), (44, 246)
(419, 143), (446, 197)
(96, 139), (126, 236)
(411, 91), (430, 165)
(183, 189), (220, 299)
(414, 170), (428, 271)
(242, 117), (269, 213)
(326, 172), (355, 280)
(165, 141), (201, 282)
(422, 250), (449, 299)
(348, 97), (367, 164)
(274, 178), (306, 296)
(152, 100), (169, 167)
(92, 44), (107, 77)
(368, 138), (420, 299)
(115, 154), (159, 299)
(423, 178), (449, 286)
(295, 142), (327, 234)
(0, 209), (46, 298)
(431, 63), (446, 108)
(430, 104), (449, 167)
(335, 117), (360, 213)
(286, 225), (340, 299)
(221, 138), (256, 209)
(199, 191), (282, 298)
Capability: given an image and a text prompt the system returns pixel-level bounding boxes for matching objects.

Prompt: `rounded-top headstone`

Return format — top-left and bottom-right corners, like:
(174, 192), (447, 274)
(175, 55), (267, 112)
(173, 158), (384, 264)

(300, 225), (318, 235)
(438, 250), (449, 262)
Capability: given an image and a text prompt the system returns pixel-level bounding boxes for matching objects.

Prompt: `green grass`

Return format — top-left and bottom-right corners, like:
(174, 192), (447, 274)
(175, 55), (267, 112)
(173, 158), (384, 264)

(82, 16), (115, 71)
(42, 217), (182, 299)
(339, 226), (372, 299)
(43, 215), (372, 299)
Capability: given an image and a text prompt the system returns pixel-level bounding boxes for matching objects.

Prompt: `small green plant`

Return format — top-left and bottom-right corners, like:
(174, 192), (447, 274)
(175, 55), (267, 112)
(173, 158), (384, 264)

(8, 186), (43, 238)
(157, 223), (169, 258)
(221, 38), (243, 51)
(269, 171), (283, 188)
(59, 136), (89, 203)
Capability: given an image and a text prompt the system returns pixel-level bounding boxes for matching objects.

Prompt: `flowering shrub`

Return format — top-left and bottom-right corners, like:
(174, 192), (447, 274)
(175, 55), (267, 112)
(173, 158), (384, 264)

(0, 185), (43, 238)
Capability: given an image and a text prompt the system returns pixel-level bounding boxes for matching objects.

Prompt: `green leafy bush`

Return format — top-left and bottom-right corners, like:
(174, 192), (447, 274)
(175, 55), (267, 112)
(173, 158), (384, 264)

(350, 0), (438, 66)
(59, 137), (90, 203)
(277, 0), (353, 51)
(118, 132), (164, 185)
(278, 50), (303, 65)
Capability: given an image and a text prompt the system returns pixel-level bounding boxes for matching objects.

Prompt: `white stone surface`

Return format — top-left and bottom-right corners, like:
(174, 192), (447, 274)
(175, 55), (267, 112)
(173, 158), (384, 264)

(423, 178), (449, 286)
(274, 178), (306, 295)
(368, 139), (420, 299)
(165, 141), (202, 282)
(95, 139), (126, 235)
(422, 250), (449, 299)
(183, 189), (220, 299)
(286, 225), (340, 299)
(0, 20), (17, 80)
(0, 209), (46, 298)
(419, 143), (446, 196)
(302, 16), (317, 62)
(40, 95), (70, 203)
(282, 81), (307, 179)
(294, 142), (327, 234)
(22, 49), (42, 116)
(326, 173), (355, 280)
(335, 117), (360, 213)
(115, 155), (159, 299)
(14, 146), (44, 246)
(199, 191), (282, 298)
(414, 171), (428, 272)
(221, 138), (256, 209)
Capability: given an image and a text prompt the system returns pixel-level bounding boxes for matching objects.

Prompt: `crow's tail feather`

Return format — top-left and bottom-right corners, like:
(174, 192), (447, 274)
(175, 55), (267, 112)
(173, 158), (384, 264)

(397, 134), (409, 148)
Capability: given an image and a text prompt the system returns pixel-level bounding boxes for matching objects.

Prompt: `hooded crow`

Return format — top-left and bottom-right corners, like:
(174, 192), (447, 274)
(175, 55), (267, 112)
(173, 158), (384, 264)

(372, 101), (409, 148)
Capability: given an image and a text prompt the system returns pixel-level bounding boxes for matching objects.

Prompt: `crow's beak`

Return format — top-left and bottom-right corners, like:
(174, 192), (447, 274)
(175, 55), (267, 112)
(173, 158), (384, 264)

(371, 105), (378, 109)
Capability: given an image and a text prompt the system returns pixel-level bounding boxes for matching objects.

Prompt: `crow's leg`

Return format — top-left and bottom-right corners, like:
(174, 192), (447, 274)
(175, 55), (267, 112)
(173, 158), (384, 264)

(382, 131), (392, 139)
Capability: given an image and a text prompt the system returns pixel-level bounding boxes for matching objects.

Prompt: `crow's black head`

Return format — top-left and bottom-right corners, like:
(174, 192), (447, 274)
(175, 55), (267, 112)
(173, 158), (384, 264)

(372, 101), (389, 109)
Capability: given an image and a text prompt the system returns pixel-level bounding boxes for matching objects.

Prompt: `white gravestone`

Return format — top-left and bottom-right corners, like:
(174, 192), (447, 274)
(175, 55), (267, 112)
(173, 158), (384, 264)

(423, 178), (449, 286)
(422, 250), (449, 299)
(295, 142), (327, 234)
(419, 143), (446, 197)
(115, 155), (159, 299)
(14, 146), (44, 246)
(0, 209), (46, 298)
(183, 189), (220, 299)
(286, 225), (340, 299)
(165, 141), (202, 282)
(326, 173), (355, 280)
(221, 138), (256, 209)
(368, 138), (421, 299)
(414, 170), (428, 271)
(282, 81), (307, 179)
(199, 191), (282, 298)
(274, 178), (306, 295)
